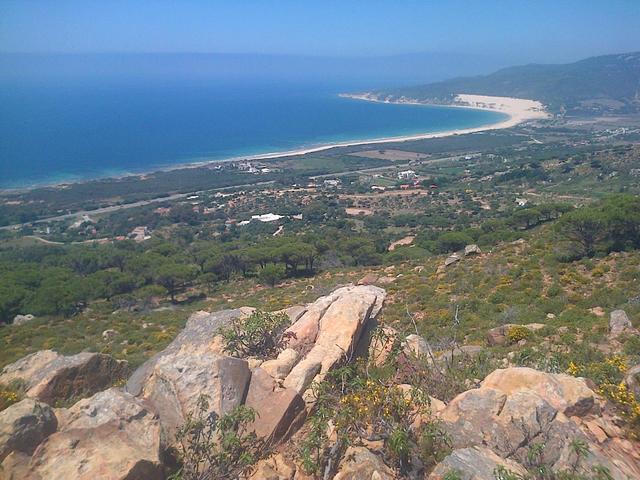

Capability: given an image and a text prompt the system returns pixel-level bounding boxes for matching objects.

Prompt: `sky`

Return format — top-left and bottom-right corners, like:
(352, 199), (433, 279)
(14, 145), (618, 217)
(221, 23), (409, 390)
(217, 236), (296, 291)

(1, 0), (640, 63)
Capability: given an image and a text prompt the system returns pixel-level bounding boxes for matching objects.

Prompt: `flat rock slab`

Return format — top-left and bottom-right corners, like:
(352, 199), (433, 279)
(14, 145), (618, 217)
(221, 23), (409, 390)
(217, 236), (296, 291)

(245, 368), (306, 444)
(0, 350), (129, 405)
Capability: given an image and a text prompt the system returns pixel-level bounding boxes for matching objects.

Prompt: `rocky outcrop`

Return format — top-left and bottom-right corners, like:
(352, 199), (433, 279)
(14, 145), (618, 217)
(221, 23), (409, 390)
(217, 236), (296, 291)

(126, 308), (248, 395)
(0, 399), (56, 462)
(429, 446), (527, 479)
(439, 367), (640, 479)
(140, 351), (251, 443)
(0, 350), (129, 405)
(24, 388), (163, 480)
(283, 285), (386, 398)
(125, 308), (253, 442)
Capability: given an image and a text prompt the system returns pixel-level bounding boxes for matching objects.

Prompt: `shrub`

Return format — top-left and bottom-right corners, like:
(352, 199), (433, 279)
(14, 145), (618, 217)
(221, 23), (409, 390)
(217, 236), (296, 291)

(437, 232), (474, 254)
(257, 264), (286, 287)
(299, 362), (450, 476)
(219, 310), (291, 359)
(170, 396), (263, 480)
(0, 381), (23, 411)
(506, 325), (532, 344)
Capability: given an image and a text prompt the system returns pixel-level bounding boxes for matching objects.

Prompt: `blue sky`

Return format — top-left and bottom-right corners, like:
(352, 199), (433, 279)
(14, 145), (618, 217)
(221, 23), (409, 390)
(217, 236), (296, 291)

(1, 0), (639, 62)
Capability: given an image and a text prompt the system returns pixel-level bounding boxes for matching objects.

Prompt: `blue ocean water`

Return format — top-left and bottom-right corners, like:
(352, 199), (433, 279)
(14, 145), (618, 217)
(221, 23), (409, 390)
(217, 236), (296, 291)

(0, 80), (507, 189)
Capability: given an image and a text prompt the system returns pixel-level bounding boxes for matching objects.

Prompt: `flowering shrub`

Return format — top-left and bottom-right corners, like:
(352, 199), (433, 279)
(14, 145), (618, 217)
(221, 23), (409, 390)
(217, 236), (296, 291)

(0, 382), (23, 411)
(567, 355), (640, 439)
(298, 362), (450, 477)
(506, 325), (532, 344)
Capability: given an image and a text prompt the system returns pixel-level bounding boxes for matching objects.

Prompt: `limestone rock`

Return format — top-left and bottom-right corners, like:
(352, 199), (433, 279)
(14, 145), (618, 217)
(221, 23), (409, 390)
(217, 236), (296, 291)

(261, 348), (299, 380)
(284, 285), (385, 396)
(429, 446), (527, 480)
(464, 244), (482, 256)
(609, 309), (637, 337)
(333, 447), (395, 480)
(245, 368), (306, 444)
(26, 388), (163, 480)
(481, 367), (595, 416)
(0, 399), (57, 461)
(0, 350), (129, 405)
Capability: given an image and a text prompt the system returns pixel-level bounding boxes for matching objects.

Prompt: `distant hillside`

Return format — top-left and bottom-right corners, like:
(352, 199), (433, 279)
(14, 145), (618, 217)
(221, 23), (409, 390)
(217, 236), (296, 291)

(367, 52), (640, 115)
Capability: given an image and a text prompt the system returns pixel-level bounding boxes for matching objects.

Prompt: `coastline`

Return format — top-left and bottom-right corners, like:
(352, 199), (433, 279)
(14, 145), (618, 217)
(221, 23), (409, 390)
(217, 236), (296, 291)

(1, 94), (549, 194)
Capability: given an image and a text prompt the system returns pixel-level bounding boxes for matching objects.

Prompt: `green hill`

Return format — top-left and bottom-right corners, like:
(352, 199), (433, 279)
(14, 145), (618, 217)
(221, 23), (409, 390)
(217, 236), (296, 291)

(369, 52), (640, 115)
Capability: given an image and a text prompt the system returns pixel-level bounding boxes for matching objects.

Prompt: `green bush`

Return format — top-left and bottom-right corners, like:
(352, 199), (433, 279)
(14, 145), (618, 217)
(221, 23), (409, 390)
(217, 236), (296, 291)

(219, 310), (290, 359)
(171, 396), (263, 480)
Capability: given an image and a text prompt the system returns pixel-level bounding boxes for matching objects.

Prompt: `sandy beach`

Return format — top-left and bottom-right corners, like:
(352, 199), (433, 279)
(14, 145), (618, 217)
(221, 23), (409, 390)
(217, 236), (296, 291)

(229, 93), (550, 163)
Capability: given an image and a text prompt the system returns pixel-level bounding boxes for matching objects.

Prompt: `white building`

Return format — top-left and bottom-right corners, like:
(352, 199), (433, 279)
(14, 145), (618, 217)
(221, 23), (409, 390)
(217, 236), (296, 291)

(397, 170), (416, 180)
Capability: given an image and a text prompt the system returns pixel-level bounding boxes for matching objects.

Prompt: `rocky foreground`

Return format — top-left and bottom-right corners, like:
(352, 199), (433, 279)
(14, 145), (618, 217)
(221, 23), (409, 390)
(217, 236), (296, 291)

(1, 284), (639, 479)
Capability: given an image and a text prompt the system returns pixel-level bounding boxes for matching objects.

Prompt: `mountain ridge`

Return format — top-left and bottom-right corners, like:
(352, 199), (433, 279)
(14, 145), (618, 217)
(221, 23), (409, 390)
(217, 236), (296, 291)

(365, 51), (640, 115)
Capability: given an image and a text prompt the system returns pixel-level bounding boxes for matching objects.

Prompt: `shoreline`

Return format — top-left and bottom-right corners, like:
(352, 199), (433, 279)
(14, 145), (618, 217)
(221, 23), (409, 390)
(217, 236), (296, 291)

(1, 94), (550, 194)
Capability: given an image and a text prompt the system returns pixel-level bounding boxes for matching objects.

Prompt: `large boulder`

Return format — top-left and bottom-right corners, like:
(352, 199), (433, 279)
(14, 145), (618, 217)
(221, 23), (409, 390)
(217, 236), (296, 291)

(283, 285), (386, 397)
(244, 368), (306, 445)
(429, 446), (527, 480)
(0, 350), (129, 405)
(25, 388), (163, 480)
(126, 308), (246, 396)
(126, 308), (253, 443)
(0, 399), (57, 462)
(139, 350), (251, 443)
(439, 367), (640, 479)
(333, 447), (395, 480)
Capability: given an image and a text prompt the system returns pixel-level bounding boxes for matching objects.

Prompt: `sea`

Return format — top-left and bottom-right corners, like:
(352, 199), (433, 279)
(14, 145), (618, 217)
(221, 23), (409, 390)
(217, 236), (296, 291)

(0, 72), (507, 189)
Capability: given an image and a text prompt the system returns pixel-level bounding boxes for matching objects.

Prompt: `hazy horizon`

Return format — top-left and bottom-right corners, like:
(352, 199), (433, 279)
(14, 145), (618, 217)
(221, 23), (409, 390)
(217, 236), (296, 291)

(2, 1), (639, 63)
